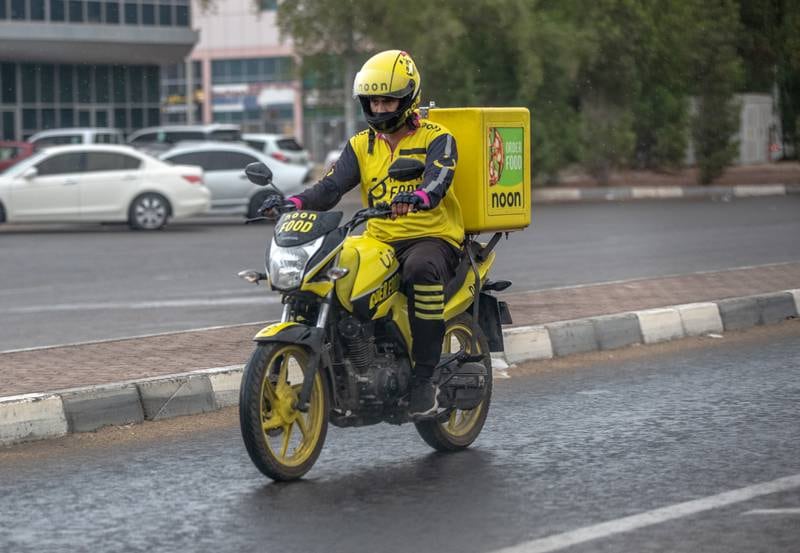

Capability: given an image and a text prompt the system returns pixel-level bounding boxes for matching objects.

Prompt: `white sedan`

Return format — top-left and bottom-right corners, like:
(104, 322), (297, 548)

(159, 142), (311, 218)
(0, 145), (210, 230)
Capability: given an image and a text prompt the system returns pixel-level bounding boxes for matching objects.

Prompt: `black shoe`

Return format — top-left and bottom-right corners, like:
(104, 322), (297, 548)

(408, 377), (441, 420)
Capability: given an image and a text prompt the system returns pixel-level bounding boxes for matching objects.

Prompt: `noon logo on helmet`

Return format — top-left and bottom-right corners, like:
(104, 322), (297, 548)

(357, 82), (390, 94)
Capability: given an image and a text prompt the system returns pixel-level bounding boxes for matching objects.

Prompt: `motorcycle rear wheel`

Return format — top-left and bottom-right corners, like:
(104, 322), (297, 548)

(239, 342), (329, 481)
(415, 313), (493, 451)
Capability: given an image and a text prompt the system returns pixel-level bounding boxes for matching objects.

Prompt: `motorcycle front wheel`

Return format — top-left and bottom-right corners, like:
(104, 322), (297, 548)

(239, 342), (329, 481)
(415, 313), (493, 451)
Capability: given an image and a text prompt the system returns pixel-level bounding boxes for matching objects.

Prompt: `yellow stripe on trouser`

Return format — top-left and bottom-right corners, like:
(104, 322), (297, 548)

(413, 283), (443, 293)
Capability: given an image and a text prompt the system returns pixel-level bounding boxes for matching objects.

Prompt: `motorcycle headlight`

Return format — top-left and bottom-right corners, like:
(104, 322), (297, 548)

(267, 236), (325, 291)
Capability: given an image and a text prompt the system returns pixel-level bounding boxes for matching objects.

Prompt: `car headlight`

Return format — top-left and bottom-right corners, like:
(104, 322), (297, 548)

(267, 236), (324, 291)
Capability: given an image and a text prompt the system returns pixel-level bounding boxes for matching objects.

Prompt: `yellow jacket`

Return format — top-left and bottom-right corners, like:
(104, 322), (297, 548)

(293, 117), (465, 248)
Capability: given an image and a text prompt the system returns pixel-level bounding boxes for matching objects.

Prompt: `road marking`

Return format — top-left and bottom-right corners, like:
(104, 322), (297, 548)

(743, 508), (800, 516)
(4, 296), (280, 314)
(491, 473), (800, 553)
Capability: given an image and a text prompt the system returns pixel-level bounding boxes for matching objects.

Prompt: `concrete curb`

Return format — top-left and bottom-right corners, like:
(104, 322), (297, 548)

(533, 183), (800, 203)
(2, 289), (797, 447)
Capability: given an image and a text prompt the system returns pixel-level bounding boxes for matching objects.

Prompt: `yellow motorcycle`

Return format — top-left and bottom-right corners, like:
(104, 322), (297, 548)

(237, 158), (512, 481)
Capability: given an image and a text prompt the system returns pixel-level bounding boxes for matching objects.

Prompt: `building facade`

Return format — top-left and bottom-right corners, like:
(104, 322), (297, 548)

(161, 0), (303, 140)
(0, 0), (198, 140)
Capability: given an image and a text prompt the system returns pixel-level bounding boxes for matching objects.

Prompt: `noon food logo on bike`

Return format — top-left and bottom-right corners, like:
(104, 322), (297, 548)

(488, 127), (525, 213)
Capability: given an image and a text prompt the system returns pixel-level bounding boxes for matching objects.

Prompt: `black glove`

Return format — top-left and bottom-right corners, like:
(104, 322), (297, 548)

(390, 191), (427, 218)
(257, 195), (296, 217)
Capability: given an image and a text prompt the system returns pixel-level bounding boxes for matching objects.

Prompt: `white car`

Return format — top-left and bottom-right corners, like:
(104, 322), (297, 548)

(0, 145), (210, 230)
(243, 133), (314, 172)
(323, 140), (348, 174)
(28, 127), (125, 149)
(159, 142), (311, 218)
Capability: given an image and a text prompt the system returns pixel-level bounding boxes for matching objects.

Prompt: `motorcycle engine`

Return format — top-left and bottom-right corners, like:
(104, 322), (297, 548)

(357, 354), (411, 405)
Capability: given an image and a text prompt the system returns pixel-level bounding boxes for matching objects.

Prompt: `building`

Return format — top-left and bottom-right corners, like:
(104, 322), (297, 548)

(161, 0), (303, 140)
(0, 0), (198, 140)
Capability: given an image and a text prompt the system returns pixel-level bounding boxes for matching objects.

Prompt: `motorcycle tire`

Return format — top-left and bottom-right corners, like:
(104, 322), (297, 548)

(239, 342), (330, 481)
(415, 313), (493, 451)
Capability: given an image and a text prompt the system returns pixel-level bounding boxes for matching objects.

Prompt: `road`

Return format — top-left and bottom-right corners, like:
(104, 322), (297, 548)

(2, 322), (799, 553)
(1, 196), (798, 350)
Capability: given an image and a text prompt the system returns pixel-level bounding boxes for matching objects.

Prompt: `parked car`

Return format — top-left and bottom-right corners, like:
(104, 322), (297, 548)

(243, 133), (314, 171)
(323, 140), (348, 174)
(0, 145), (210, 230)
(28, 128), (124, 149)
(159, 142), (311, 218)
(128, 124), (242, 154)
(0, 141), (35, 173)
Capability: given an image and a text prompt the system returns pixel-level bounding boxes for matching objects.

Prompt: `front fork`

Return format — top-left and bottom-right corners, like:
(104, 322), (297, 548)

(295, 288), (334, 411)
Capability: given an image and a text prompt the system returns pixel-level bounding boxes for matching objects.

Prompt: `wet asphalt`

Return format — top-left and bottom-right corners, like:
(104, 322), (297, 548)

(1, 322), (799, 553)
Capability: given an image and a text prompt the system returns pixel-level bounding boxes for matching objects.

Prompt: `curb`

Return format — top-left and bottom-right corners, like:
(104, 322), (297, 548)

(2, 289), (798, 447)
(533, 183), (800, 203)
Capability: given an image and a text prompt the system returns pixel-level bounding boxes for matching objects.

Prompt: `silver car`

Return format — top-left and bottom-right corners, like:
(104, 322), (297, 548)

(243, 133), (314, 172)
(159, 142), (311, 218)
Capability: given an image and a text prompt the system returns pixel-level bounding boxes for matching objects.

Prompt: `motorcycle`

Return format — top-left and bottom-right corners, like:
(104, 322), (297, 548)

(237, 158), (513, 481)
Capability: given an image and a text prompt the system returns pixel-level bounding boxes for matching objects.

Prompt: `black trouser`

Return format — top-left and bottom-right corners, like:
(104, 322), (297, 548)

(391, 238), (461, 379)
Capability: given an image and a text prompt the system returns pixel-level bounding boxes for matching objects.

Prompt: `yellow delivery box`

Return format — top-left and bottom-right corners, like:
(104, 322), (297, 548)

(428, 107), (531, 234)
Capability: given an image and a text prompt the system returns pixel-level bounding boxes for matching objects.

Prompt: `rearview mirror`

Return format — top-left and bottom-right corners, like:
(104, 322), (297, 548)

(388, 158), (425, 182)
(245, 162), (273, 186)
(21, 167), (38, 180)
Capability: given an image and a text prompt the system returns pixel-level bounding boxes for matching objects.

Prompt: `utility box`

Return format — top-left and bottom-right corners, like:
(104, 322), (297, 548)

(428, 107), (531, 234)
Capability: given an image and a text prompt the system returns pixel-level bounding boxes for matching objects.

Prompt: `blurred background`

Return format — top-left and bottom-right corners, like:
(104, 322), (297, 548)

(1, 0), (798, 185)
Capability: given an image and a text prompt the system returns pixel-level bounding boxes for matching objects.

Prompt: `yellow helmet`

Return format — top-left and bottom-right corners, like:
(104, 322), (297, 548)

(353, 50), (421, 133)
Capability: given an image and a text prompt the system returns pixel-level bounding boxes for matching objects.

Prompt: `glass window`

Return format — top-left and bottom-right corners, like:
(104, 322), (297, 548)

(60, 108), (74, 127)
(130, 107), (143, 129)
(175, 3), (187, 26)
(42, 109), (56, 130)
(129, 131), (157, 145)
(95, 112), (108, 127)
(105, 0), (119, 23)
(129, 66), (143, 102)
(77, 66), (92, 103)
(58, 65), (73, 102)
(50, 0), (65, 21)
(22, 109), (37, 131)
(164, 130), (204, 142)
(36, 153), (86, 176)
(165, 151), (209, 170)
(0, 146), (21, 161)
(95, 66), (109, 103)
(11, 0), (26, 20)
(113, 108), (127, 129)
(112, 66), (126, 102)
(209, 129), (241, 141)
(245, 140), (265, 152)
(276, 138), (303, 151)
(86, 151), (141, 171)
(40, 65), (55, 103)
(144, 66), (159, 103)
(213, 151), (258, 170)
(0, 0), (6, 19)
(78, 110), (90, 126)
(2, 64), (17, 104)
(142, 2), (154, 24)
(69, 0), (84, 22)
(158, 2), (171, 25)
(259, 0), (277, 10)
(2, 112), (15, 141)
(124, 1), (137, 23)
(87, 1), (101, 22)
(31, 0), (46, 20)
(147, 107), (160, 126)
(21, 65), (37, 103)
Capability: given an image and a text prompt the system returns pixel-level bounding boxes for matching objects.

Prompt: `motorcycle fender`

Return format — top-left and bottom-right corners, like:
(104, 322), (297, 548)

(472, 292), (510, 352)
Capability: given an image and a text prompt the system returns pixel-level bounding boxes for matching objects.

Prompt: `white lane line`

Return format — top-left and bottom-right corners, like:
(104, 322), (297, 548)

(743, 508), (800, 516)
(492, 473), (800, 553)
(5, 296), (280, 314)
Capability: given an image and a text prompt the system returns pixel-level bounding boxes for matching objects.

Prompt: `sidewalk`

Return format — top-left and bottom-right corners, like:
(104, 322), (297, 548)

(2, 262), (798, 397)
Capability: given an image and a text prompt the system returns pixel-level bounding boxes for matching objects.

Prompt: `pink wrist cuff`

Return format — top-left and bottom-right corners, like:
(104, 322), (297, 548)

(413, 190), (430, 207)
(288, 197), (303, 210)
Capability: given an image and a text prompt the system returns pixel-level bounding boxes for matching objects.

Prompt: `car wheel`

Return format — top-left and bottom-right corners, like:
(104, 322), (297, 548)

(128, 193), (170, 230)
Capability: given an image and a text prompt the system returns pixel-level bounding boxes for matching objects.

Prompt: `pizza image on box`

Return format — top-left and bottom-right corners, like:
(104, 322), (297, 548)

(488, 127), (505, 186)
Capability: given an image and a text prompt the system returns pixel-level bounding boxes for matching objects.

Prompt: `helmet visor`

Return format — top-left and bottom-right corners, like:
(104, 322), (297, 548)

(353, 67), (415, 99)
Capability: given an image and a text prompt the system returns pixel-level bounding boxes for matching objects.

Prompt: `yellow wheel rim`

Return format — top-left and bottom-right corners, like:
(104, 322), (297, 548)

(440, 322), (486, 437)
(259, 345), (325, 467)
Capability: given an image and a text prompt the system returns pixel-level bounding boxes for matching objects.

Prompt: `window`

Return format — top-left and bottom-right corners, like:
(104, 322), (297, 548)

(95, 111), (108, 127)
(92, 133), (118, 144)
(124, 1), (137, 23)
(31, 0), (46, 20)
(95, 66), (109, 102)
(2, 113), (15, 140)
(145, 66), (159, 103)
(87, 1), (101, 22)
(36, 153), (86, 175)
(276, 138), (303, 151)
(86, 152), (141, 171)
(0, 146), (21, 161)
(112, 66), (126, 102)
(59, 66), (73, 102)
(34, 135), (82, 147)
(69, 0), (84, 22)
(142, 2), (154, 24)
(165, 151), (211, 171)
(113, 108), (127, 129)
(0, 0), (6, 19)
(42, 109), (56, 129)
(175, 2), (188, 25)
(212, 151), (258, 171)
(78, 110), (90, 126)
(21, 65), (37, 103)
(164, 130), (204, 142)
(245, 140), (265, 152)
(2, 64), (16, 104)
(129, 66), (143, 102)
(40, 65), (55, 103)
(158, 2), (171, 25)
(210, 129), (242, 141)
(105, 0), (119, 23)
(50, 0), (65, 21)
(60, 108), (74, 127)
(77, 66), (92, 103)
(129, 131), (157, 145)
(130, 107), (143, 129)
(259, 0), (277, 10)
(11, 0), (26, 20)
